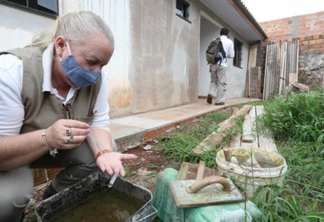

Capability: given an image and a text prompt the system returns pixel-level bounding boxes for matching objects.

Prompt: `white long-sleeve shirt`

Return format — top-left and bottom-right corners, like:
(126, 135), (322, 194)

(0, 44), (110, 136)
(219, 35), (235, 67)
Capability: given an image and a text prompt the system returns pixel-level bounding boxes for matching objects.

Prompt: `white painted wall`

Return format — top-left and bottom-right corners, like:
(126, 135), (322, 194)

(227, 40), (249, 99)
(0, 4), (54, 51)
(126, 0), (200, 116)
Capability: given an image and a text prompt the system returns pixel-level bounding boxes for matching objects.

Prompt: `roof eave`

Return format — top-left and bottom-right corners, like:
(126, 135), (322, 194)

(229, 0), (268, 41)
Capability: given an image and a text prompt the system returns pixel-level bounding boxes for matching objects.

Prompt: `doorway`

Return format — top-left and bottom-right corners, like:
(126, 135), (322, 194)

(198, 15), (220, 97)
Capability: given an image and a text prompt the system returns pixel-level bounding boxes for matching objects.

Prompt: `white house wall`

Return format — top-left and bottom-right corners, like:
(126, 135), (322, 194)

(0, 0), (251, 118)
(125, 0), (250, 116)
(0, 5), (54, 51)
(227, 40), (249, 99)
(127, 0), (200, 116)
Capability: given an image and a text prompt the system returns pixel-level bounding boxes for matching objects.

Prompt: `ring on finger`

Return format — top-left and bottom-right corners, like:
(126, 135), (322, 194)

(64, 136), (73, 144)
(66, 127), (72, 137)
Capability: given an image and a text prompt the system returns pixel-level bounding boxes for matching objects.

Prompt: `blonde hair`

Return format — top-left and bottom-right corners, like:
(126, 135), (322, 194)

(27, 11), (114, 48)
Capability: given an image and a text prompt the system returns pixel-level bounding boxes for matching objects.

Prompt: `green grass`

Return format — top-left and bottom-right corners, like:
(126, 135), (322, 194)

(157, 110), (243, 169)
(254, 91), (324, 221)
(157, 92), (324, 221)
(252, 140), (324, 221)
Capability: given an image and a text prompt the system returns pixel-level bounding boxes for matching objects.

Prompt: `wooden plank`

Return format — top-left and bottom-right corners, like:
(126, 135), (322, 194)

(234, 105), (252, 117)
(279, 51), (286, 95)
(249, 67), (258, 98)
(246, 45), (258, 97)
(192, 122), (233, 155)
(259, 134), (278, 152)
(196, 161), (205, 180)
(296, 40), (299, 82)
(240, 142), (257, 148)
(256, 66), (262, 99)
(169, 178), (244, 208)
(193, 106), (251, 155)
(249, 66), (262, 99)
(255, 106), (278, 152)
(263, 44), (269, 100)
(249, 106), (258, 147)
(193, 105), (252, 155)
(242, 107), (258, 147)
(231, 107), (239, 115)
(255, 105), (264, 117)
(177, 162), (219, 180)
(229, 133), (241, 147)
(242, 114), (254, 143)
(177, 162), (190, 180)
(249, 106), (259, 147)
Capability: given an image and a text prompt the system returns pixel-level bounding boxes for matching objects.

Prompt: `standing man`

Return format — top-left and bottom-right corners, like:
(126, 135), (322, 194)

(207, 27), (235, 105)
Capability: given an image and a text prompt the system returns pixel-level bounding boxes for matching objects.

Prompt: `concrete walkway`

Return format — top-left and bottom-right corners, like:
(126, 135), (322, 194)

(110, 97), (261, 150)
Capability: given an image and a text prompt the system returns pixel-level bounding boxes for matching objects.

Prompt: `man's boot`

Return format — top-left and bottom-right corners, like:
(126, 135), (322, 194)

(207, 94), (213, 104)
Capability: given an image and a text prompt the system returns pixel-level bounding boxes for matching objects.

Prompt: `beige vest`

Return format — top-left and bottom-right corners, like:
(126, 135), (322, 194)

(6, 47), (102, 134)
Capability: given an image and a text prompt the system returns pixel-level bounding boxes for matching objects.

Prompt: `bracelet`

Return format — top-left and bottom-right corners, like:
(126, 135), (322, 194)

(95, 149), (112, 159)
(42, 130), (58, 157)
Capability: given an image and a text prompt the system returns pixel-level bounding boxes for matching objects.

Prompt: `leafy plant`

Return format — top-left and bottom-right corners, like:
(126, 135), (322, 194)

(255, 91), (324, 220)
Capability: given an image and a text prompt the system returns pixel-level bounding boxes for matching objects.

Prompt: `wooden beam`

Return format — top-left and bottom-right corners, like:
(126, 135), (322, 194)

(196, 161), (205, 180)
(192, 105), (252, 155)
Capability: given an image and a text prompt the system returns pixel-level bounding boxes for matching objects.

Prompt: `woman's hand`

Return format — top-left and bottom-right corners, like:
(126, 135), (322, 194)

(45, 119), (90, 149)
(96, 152), (137, 176)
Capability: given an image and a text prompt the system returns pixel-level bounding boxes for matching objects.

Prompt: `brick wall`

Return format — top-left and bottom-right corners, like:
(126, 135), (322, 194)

(259, 11), (324, 87)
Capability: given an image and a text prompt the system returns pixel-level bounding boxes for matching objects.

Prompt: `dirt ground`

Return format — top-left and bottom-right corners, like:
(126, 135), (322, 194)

(121, 108), (233, 192)
(122, 139), (178, 192)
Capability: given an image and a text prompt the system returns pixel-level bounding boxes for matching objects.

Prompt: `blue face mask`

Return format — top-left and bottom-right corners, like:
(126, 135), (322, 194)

(61, 41), (101, 88)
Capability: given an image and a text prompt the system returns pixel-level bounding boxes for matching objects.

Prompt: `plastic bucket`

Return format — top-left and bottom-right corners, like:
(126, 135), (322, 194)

(35, 170), (156, 222)
(216, 147), (288, 198)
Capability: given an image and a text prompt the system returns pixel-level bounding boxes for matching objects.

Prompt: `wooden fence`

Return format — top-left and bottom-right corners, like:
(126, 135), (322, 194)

(263, 40), (299, 99)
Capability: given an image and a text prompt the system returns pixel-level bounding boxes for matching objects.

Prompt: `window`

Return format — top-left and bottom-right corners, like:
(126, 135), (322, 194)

(0, 0), (58, 16)
(233, 37), (243, 68)
(175, 0), (190, 21)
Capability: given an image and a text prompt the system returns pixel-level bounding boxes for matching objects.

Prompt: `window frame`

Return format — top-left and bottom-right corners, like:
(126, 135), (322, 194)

(175, 0), (191, 23)
(233, 37), (243, 68)
(0, 0), (58, 18)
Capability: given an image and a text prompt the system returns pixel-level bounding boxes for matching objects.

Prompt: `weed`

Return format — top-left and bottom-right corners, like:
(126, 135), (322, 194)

(157, 92), (324, 221)
(147, 164), (160, 169)
(255, 91), (324, 220)
(157, 110), (237, 168)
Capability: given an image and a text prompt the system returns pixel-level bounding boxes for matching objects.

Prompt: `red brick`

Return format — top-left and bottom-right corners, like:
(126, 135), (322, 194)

(309, 39), (317, 44)
(299, 45), (308, 50)
(313, 43), (321, 48)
